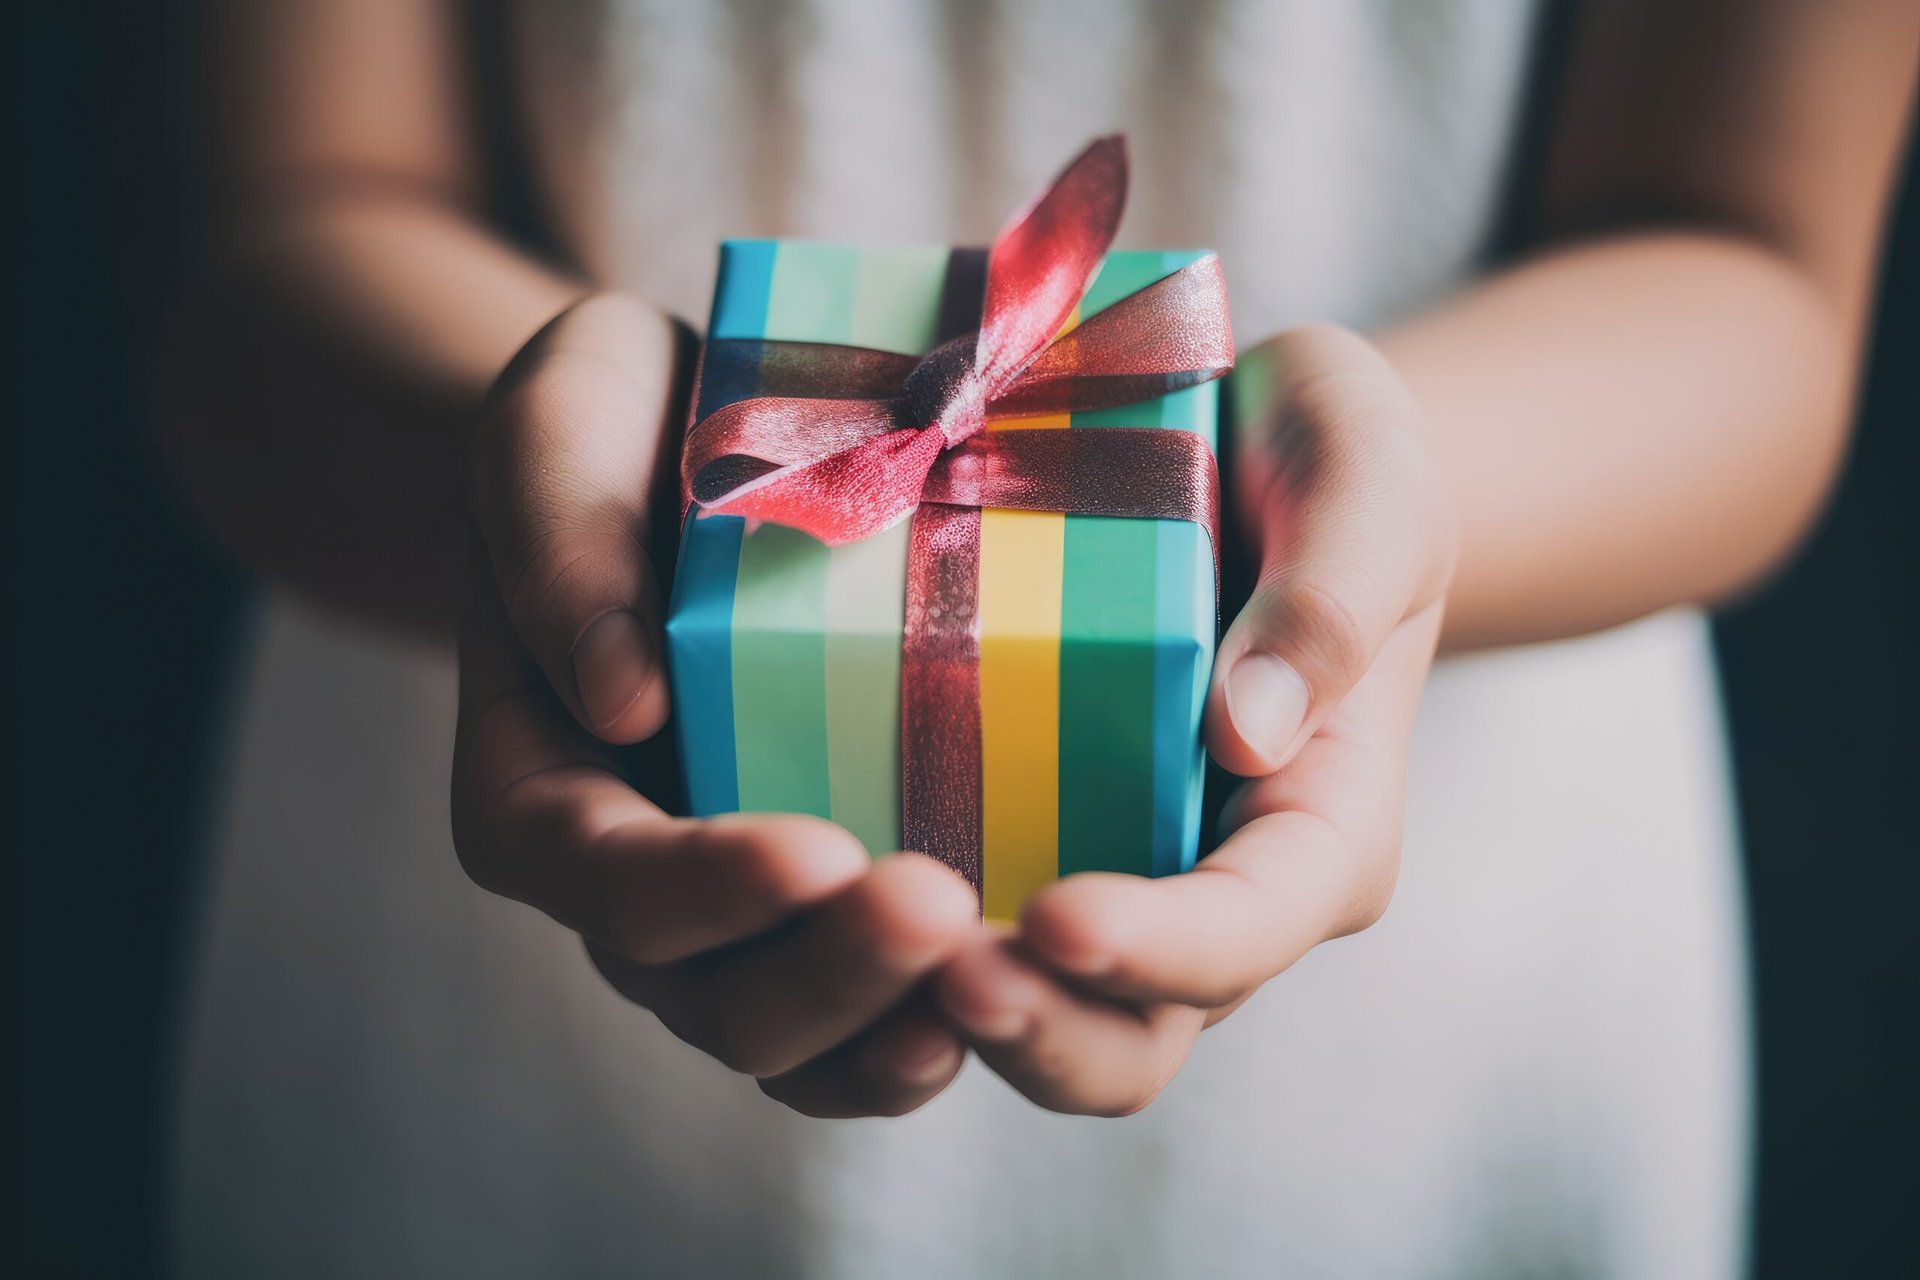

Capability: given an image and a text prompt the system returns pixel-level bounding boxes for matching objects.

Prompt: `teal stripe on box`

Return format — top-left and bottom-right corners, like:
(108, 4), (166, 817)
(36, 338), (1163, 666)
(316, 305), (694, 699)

(1058, 514), (1159, 878)
(666, 515), (746, 815)
(1153, 520), (1211, 874)
(1060, 251), (1216, 879)
(1151, 252), (1216, 874)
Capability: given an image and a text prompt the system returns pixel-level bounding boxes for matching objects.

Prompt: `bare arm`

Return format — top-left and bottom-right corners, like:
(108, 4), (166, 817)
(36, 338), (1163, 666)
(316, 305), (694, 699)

(1381, 0), (1916, 648)
(154, 0), (1918, 1120)
(155, 0), (588, 628)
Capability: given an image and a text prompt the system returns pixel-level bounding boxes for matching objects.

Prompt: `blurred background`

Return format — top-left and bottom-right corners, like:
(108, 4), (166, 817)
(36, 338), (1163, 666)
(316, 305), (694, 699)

(8, 2), (1916, 1275)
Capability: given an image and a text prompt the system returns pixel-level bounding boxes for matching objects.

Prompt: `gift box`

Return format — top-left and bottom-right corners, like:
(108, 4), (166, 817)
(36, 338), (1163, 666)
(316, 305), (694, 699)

(666, 138), (1231, 919)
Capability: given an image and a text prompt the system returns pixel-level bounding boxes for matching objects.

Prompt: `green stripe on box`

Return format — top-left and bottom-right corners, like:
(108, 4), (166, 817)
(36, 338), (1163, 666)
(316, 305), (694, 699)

(731, 522), (833, 815)
(1058, 517), (1161, 877)
(1056, 252), (1178, 878)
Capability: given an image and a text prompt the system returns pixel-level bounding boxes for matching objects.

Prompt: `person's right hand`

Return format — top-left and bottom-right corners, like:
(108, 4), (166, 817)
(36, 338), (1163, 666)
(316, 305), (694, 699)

(450, 293), (980, 1117)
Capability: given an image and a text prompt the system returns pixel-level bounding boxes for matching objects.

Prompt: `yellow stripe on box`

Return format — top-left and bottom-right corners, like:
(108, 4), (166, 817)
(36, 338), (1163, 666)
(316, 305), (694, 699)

(978, 401), (1071, 921)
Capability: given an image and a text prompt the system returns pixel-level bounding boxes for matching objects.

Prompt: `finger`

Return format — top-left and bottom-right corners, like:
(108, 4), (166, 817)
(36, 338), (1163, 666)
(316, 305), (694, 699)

(1015, 814), (1352, 1009)
(936, 936), (1204, 1117)
(599, 854), (980, 1079)
(1207, 324), (1455, 775)
(469, 294), (684, 743)
(756, 995), (967, 1119)
(1024, 602), (1442, 1006)
(453, 537), (867, 961)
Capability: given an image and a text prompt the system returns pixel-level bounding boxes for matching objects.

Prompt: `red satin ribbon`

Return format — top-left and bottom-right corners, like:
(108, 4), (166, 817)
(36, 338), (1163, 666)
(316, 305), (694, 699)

(682, 135), (1234, 888)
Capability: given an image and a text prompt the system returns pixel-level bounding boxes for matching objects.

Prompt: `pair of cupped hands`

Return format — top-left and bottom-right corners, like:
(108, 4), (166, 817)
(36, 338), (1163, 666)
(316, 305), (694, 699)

(451, 293), (1456, 1118)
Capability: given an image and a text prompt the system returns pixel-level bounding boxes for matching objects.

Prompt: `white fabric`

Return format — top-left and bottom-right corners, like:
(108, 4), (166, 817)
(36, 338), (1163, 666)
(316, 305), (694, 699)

(174, 2), (1752, 1275)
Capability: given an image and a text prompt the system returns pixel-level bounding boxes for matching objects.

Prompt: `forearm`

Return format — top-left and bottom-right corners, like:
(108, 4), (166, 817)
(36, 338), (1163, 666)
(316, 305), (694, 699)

(153, 189), (584, 630)
(1379, 230), (1859, 650)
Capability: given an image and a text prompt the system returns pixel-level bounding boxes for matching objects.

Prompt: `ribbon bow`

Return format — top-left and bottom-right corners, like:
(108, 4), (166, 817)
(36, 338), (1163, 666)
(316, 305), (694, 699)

(683, 135), (1234, 890)
(683, 135), (1234, 547)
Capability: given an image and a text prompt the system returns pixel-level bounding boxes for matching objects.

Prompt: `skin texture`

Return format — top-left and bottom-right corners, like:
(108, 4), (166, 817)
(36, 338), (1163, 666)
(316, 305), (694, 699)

(157, 0), (1917, 1117)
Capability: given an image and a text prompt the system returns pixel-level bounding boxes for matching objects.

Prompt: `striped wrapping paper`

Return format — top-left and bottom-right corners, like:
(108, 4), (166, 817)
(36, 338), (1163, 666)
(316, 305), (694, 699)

(666, 238), (1218, 920)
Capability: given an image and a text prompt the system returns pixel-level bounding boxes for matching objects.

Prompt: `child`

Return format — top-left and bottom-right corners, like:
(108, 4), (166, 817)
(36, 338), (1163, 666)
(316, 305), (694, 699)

(160, 1), (1915, 1274)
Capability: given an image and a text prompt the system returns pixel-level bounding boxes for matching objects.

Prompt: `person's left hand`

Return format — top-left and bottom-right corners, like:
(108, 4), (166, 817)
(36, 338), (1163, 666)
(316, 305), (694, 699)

(934, 325), (1457, 1114)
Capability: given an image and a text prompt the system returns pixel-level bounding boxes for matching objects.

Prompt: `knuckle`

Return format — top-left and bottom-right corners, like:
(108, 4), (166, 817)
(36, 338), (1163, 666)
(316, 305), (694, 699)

(1270, 573), (1373, 687)
(503, 527), (591, 617)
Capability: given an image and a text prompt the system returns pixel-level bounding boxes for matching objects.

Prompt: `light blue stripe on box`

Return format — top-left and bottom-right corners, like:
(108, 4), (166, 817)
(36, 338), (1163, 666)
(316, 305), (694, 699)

(711, 240), (777, 338)
(667, 514), (746, 815)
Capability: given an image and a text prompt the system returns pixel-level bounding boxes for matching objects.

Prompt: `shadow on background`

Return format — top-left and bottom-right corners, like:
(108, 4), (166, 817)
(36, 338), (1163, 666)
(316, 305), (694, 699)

(7, 2), (1917, 1276)
(1711, 144), (1920, 1278)
(9, 3), (253, 1276)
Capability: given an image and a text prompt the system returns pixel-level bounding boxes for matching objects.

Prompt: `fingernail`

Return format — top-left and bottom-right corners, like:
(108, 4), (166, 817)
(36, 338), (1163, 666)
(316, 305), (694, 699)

(572, 610), (653, 731)
(1225, 651), (1310, 763)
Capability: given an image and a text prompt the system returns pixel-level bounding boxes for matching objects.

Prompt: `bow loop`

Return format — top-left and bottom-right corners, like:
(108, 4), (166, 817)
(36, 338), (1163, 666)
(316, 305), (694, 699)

(974, 134), (1128, 391)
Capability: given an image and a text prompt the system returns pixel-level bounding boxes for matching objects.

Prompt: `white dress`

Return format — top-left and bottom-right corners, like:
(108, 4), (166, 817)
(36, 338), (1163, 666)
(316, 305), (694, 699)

(174, 3), (1752, 1276)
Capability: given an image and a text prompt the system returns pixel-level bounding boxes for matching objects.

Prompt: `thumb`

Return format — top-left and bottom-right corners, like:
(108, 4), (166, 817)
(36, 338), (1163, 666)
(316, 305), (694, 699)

(469, 294), (688, 743)
(1207, 325), (1454, 776)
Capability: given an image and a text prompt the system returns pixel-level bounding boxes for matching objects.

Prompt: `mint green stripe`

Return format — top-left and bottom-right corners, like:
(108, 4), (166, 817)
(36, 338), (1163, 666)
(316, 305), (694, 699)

(824, 522), (909, 854)
(850, 246), (950, 354)
(731, 522), (833, 815)
(815, 245), (947, 854)
(764, 242), (861, 342)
